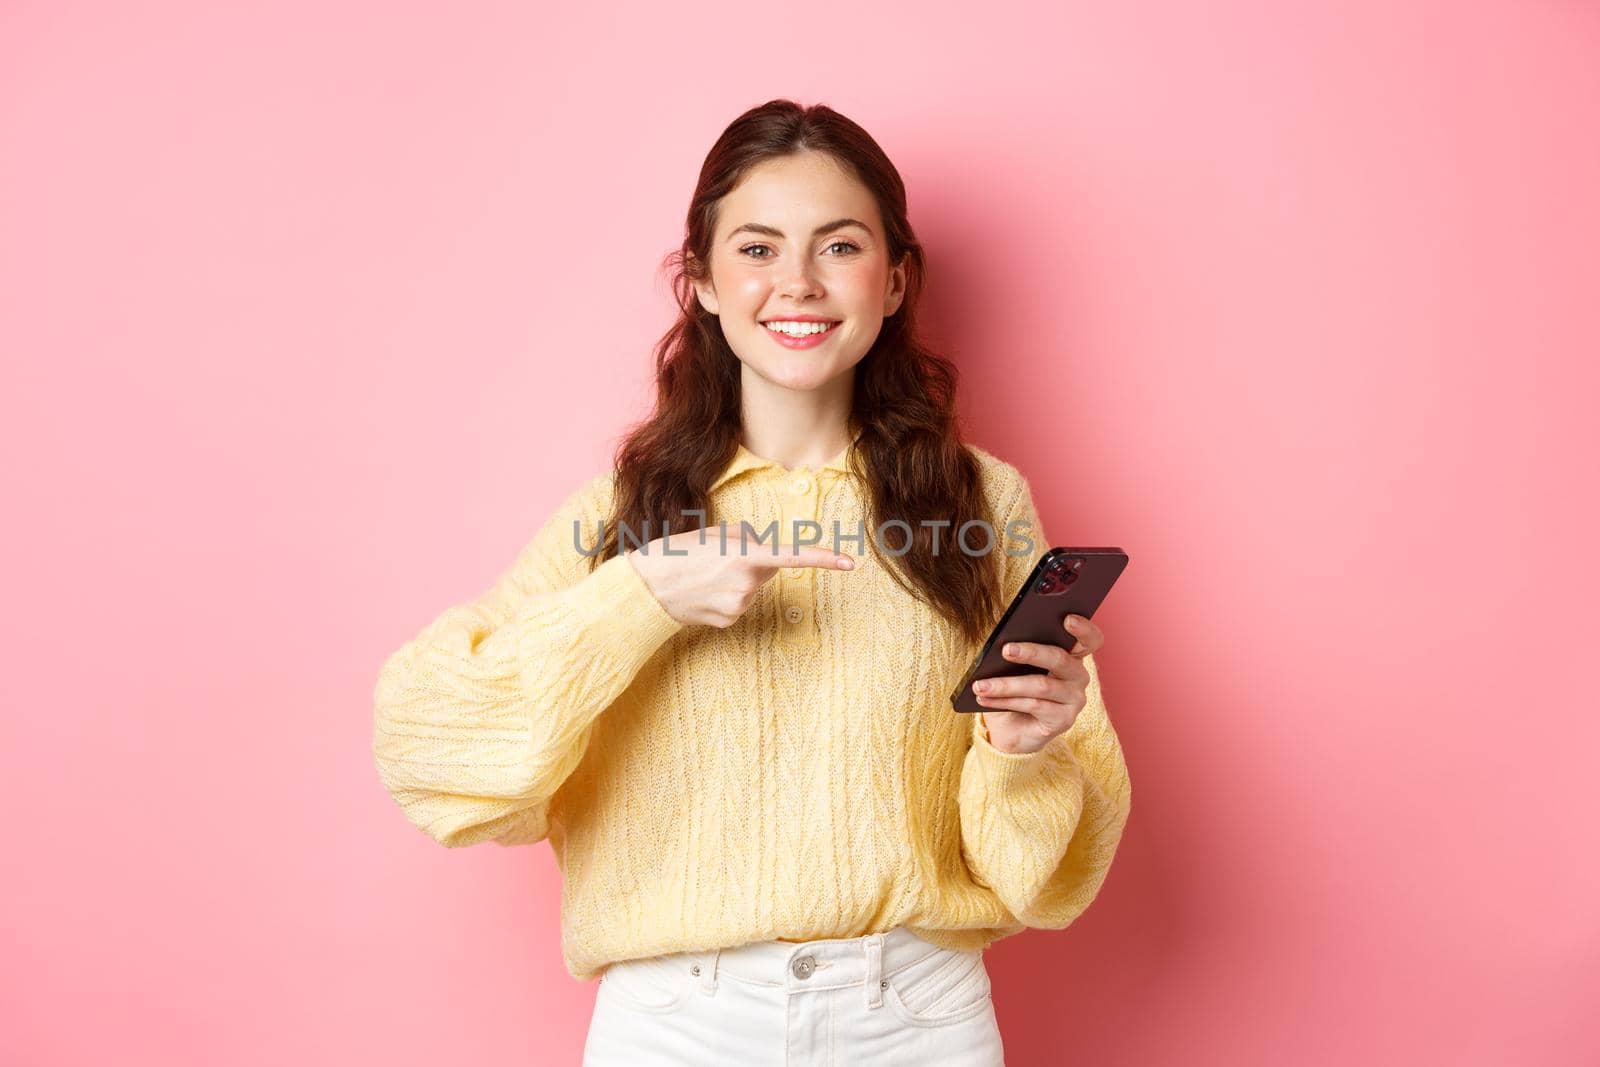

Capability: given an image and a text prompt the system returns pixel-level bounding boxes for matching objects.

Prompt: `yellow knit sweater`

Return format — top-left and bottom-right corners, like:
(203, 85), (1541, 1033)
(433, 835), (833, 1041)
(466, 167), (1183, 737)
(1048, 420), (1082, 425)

(371, 441), (1132, 981)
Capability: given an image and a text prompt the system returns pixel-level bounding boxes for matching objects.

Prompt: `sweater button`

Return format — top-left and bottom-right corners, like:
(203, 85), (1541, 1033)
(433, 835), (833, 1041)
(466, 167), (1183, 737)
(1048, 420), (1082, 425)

(791, 955), (816, 979)
(784, 605), (804, 624)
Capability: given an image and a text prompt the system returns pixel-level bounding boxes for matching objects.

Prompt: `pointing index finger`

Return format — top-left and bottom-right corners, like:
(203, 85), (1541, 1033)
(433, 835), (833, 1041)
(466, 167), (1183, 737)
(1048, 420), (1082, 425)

(745, 544), (855, 571)
(734, 522), (854, 570)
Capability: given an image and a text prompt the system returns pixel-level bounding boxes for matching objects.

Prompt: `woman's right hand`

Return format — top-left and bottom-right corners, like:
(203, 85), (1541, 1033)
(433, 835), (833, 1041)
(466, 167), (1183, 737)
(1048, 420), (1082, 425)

(625, 520), (855, 628)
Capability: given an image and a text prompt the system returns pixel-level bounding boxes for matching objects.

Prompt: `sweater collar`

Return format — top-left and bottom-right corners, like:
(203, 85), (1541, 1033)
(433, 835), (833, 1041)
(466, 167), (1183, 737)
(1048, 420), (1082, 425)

(710, 432), (861, 493)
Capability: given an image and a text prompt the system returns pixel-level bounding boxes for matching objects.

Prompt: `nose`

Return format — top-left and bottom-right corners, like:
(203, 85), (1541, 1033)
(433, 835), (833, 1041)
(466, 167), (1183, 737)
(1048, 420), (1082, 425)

(776, 256), (823, 300)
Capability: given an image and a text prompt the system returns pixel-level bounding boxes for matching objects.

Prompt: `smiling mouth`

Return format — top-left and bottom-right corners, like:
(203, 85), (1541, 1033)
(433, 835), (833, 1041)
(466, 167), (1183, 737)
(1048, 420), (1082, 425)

(761, 320), (841, 337)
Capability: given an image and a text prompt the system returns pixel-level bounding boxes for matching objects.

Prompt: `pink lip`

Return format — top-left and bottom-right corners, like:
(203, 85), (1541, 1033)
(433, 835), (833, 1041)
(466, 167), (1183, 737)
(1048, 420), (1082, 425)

(762, 321), (839, 349)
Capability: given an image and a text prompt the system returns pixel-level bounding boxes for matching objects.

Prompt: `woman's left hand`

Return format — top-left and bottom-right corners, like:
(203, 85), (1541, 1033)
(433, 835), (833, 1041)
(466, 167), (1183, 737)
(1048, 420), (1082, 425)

(974, 614), (1104, 755)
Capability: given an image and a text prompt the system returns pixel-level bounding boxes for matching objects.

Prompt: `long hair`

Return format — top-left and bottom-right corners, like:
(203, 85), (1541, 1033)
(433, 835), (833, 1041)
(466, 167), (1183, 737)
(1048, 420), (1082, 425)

(591, 98), (1006, 645)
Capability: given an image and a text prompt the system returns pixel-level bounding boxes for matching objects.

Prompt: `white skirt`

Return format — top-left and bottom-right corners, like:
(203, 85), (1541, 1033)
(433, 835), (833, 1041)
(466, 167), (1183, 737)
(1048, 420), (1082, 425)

(582, 925), (1006, 1066)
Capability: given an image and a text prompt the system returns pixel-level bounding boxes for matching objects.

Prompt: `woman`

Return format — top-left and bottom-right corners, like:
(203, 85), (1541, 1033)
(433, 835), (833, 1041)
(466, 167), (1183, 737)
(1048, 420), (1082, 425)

(371, 99), (1132, 1066)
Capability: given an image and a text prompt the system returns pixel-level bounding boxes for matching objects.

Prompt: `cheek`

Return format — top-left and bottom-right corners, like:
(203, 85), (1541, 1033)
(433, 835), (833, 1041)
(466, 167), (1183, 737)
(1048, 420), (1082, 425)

(830, 262), (887, 301)
(730, 274), (768, 307)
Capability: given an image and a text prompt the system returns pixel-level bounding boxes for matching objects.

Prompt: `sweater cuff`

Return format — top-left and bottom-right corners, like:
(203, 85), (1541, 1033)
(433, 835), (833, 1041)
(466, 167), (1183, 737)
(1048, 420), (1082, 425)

(970, 711), (1084, 793)
(569, 550), (684, 645)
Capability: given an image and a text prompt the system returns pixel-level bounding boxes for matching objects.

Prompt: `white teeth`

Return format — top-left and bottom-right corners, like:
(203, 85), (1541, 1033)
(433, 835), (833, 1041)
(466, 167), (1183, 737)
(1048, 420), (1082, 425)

(764, 320), (838, 336)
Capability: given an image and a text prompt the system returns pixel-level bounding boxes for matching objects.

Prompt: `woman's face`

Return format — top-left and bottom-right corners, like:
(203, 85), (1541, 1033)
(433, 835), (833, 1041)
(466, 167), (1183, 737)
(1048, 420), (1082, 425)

(694, 151), (906, 395)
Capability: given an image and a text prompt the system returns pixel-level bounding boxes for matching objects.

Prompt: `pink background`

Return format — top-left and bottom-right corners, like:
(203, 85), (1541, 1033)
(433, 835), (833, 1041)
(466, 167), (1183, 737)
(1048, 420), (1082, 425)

(3, 2), (1597, 1064)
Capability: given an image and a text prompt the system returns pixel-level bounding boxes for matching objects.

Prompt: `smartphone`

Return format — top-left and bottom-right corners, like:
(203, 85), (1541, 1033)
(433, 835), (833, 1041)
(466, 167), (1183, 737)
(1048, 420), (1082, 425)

(950, 546), (1129, 713)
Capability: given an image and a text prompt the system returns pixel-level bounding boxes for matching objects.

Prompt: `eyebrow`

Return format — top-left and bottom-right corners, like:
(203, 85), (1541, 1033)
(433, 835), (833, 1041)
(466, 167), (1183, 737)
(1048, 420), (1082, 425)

(726, 218), (873, 243)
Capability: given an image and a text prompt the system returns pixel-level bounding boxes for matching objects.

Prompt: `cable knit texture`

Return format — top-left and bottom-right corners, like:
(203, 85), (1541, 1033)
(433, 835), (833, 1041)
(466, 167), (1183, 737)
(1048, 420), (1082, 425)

(371, 441), (1132, 981)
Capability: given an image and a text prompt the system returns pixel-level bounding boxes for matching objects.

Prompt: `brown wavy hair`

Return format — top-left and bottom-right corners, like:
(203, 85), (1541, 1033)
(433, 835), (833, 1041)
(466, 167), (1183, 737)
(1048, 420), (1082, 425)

(590, 98), (1006, 645)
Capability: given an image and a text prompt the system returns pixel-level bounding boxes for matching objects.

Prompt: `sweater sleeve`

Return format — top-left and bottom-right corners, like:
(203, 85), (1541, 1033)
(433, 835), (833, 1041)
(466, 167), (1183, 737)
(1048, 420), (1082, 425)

(371, 472), (685, 849)
(956, 469), (1133, 927)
